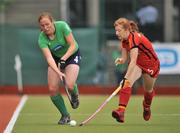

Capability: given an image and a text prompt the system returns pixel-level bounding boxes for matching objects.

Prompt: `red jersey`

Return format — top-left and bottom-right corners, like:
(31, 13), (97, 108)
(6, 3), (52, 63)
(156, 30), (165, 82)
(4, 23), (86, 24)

(122, 32), (160, 78)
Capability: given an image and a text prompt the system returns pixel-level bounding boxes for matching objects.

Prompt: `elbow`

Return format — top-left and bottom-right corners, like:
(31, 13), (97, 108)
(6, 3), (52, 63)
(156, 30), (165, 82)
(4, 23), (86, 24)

(46, 57), (53, 65)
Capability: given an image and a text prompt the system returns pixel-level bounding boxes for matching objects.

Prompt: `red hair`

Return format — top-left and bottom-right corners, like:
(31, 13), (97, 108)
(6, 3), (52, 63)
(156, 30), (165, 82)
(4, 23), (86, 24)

(38, 12), (54, 23)
(129, 20), (139, 32)
(114, 18), (139, 32)
(114, 18), (130, 31)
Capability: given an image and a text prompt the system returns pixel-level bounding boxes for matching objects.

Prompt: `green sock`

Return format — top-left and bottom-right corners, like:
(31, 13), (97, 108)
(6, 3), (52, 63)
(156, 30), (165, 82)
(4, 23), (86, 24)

(70, 84), (78, 95)
(50, 94), (69, 116)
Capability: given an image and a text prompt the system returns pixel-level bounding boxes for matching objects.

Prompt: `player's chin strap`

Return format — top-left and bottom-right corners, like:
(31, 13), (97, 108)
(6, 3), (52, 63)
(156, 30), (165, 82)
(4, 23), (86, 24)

(120, 78), (131, 89)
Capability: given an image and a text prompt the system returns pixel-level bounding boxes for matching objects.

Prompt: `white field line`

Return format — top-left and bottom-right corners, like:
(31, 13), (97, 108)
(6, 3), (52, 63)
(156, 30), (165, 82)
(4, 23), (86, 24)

(4, 95), (28, 133)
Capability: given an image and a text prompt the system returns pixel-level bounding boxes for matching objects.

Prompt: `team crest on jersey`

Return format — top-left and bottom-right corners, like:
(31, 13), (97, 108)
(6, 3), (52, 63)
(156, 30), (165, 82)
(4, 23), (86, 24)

(52, 44), (64, 51)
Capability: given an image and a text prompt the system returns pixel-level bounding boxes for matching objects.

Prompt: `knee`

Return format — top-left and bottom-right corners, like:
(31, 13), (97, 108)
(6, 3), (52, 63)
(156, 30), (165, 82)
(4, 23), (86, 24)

(48, 85), (59, 96)
(144, 88), (154, 93)
(66, 82), (75, 89)
(144, 84), (154, 92)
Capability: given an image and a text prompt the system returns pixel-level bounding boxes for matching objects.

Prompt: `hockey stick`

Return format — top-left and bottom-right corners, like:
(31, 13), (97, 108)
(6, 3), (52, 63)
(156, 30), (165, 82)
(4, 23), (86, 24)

(62, 77), (72, 104)
(79, 85), (122, 126)
(58, 63), (72, 104)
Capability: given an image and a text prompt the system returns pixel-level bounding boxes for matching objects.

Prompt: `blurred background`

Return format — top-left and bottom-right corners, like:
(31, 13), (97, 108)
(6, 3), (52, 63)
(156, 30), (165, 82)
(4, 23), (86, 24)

(0, 0), (180, 94)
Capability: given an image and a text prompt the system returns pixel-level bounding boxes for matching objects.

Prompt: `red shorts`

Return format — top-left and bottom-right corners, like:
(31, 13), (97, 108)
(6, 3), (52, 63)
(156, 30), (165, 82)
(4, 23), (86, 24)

(137, 59), (160, 78)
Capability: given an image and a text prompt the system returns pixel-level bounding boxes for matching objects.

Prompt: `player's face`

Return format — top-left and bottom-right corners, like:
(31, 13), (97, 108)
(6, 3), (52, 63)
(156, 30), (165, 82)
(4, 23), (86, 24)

(115, 25), (129, 40)
(39, 17), (55, 36)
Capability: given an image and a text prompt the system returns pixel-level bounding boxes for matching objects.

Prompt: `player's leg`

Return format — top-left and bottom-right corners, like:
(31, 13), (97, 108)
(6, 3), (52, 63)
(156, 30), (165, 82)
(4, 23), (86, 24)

(142, 73), (156, 121)
(112, 65), (142, 123)
(65, 64), (80, 109)
(48, 66), (70, 124)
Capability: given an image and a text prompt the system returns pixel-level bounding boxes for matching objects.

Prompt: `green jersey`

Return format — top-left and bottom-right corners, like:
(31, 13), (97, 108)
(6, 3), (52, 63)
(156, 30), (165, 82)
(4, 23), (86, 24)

(38, 21), (79, 57)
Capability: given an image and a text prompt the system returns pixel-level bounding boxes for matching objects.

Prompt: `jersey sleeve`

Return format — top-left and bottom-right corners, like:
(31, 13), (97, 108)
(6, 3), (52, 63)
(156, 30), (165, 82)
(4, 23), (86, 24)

(130, 32), (141, 49)
(56, 21), (72, 37)
(38, 32), (49, 48)
(63, 22), (72, 36)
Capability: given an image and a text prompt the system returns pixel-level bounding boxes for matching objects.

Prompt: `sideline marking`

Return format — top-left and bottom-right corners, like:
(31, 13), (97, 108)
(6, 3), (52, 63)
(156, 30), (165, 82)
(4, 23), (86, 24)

(4, 95), (28, 133)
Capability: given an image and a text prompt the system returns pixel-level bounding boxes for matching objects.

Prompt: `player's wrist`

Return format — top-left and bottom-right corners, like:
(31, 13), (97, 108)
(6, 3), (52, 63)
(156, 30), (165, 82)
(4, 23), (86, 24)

(59, 59), (66, 69)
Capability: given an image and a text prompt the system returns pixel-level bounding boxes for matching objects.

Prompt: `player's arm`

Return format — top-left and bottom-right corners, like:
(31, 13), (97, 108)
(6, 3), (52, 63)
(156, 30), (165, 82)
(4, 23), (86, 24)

(41, 47), (65, 80)
(61, 32), (77, 61)
(121, 46), (128, 62)
(124, 48), (138, 78)
(115, 44), (128, 65)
